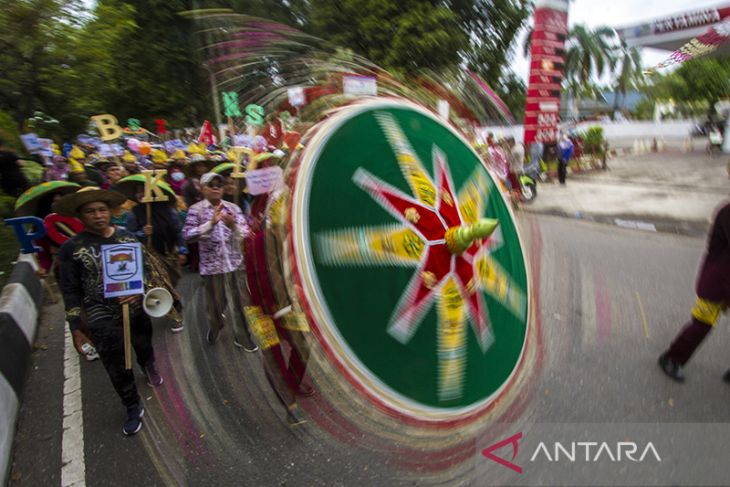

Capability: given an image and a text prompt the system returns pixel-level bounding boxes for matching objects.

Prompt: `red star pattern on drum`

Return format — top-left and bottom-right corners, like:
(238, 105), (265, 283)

(353, 149), (492, 351)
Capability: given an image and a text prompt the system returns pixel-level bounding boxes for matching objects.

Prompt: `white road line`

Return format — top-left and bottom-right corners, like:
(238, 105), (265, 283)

(61, 325), (86, 487)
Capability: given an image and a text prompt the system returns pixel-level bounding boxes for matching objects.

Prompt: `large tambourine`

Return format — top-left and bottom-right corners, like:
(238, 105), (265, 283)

(277, 99), (532, 425)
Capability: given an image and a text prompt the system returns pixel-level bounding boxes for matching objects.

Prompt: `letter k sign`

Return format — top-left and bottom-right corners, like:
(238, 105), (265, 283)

(481, 432), (523, 474)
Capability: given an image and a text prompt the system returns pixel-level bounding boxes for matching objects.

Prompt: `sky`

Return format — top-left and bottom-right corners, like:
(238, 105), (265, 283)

(510, 0), (729, 83)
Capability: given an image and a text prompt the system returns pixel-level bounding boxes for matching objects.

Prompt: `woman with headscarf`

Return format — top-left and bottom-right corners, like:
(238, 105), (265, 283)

(166, 161), (188, 196)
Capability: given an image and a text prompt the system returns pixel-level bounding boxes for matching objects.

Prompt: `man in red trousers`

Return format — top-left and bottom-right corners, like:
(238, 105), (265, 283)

(659, 161), (730, 382)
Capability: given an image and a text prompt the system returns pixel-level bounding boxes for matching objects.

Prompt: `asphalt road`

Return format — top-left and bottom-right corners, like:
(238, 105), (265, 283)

(8, 213), (730, 486)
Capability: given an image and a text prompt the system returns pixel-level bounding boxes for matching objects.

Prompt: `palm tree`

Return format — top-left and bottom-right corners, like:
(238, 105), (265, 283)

(522, 23), (617, 94)
(564, 25), (617, 89)
(611, 41), (643, 117)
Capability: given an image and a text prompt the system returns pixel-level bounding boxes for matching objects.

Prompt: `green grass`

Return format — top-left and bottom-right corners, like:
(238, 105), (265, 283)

(0, 225), (20, 288)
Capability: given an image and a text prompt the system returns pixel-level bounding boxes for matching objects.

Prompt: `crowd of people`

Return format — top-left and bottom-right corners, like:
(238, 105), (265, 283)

(475, 132), (577, 200)
(4, 121), (313, 435)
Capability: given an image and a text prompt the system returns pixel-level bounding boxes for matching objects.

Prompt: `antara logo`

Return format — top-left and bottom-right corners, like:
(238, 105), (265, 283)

(482, 432), (662, 473)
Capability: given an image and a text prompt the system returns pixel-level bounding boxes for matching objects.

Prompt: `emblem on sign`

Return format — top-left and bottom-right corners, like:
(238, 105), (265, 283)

(104, 246), (137, 280)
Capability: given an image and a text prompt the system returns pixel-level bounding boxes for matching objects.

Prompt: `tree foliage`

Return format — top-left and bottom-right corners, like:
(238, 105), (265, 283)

(0, 0), (535, 138)
(307, 0), (468, 75)
(452, 0), (532, 85)
(564, 25), (616, 90)
(636, 57), (730, 119)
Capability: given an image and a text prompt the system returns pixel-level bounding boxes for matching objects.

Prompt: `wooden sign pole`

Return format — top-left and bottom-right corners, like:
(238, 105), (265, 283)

(123, 303), (132, 369)
(145, 202), (152, 248)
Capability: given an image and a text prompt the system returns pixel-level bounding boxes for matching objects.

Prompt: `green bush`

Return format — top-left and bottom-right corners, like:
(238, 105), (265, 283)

(21, 160), (45, 185)
(0, 192), (16, 218)
(582, 126), (605, 156)
(0, 111), (23, 154)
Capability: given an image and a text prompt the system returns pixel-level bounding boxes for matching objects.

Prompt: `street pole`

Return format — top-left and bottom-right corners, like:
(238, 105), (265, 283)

(208, 64), (223, 141)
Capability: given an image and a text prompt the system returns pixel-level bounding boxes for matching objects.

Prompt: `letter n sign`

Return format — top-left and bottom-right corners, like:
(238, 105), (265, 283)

(222, 91), (242, 117)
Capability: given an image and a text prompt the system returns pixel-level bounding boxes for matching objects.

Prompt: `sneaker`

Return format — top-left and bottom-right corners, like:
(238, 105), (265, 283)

(80, 343), (100, 361)
(286, 405), (306, 426)
(723, 369), (730, 384)
(123, 403), (145, 436)
(170, 320), (184, 333)
(207, 327), (220, 344)
(658, 353), (685, 383)
(145, 362), (164, 387)
(234, 338), (259, 353)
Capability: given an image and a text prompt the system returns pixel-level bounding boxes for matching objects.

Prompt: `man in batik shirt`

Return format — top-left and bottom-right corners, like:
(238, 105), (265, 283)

(183, 172), (258, 351)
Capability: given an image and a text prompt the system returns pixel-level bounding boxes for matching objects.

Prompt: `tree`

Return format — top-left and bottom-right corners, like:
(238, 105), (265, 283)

(673, 57), (730, 106)
(495, 72), (526, 122)
(611, 41), (643, 117)
(307, 0), (468, 75)
(104, 0), (210, 128)
(452, 0), (532, 85)
(637, 57), (730, 120)
(0, 0), (83, 130)
(564, 25), (616, 90)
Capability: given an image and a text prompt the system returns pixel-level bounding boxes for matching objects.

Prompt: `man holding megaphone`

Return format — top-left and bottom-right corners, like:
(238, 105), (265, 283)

(55, 187), (163, 436)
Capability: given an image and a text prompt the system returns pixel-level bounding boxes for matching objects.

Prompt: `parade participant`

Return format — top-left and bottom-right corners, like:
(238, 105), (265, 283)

(506, 137), (524, 199)
(528, 141), (544, 175)
(68, 165), (94, 187)
(659, 161), (730, 382)
(558, 134), (574, 185)
(244, 186), (312, 425)
(167, 164), (187, 195)
(103, 163), (128, 189)
(182, 172), (257, 351)
(0, 137), (30, 196)
(55, 187), (162, 436)
(121, 151), (140, 175)
(182, 155), (210, 208)
(166, 152), (188, 195)
(44, 155), (71, 182)
(486, 138), (510, 192)
(223, 174), (253, 216)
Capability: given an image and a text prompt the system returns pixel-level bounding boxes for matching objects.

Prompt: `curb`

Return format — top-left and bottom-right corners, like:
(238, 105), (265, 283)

(0, 256), (43, 485)
(523, 207), (711, 238)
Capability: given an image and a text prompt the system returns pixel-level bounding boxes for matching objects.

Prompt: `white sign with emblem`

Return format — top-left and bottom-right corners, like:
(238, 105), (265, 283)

(101, 242), (144, 298)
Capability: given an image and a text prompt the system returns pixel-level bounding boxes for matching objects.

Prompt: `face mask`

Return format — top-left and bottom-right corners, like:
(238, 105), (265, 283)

(171, 172), (185, 182)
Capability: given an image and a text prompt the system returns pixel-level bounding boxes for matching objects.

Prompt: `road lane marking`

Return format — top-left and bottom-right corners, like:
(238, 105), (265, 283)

(62, 325), (86, 487)
(635, 292), (650, 339)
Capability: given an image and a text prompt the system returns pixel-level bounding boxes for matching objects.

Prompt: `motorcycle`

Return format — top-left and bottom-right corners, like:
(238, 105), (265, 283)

(517, 164), (541, 203)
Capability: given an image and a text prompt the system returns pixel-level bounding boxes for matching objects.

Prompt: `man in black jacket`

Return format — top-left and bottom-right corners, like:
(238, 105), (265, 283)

(56, 187), (163, 436)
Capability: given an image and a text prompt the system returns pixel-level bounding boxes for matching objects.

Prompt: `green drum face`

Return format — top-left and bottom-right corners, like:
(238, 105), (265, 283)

(292, 100), (529, 420)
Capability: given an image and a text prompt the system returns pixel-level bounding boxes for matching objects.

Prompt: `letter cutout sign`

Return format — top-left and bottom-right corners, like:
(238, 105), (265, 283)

(5, 217), (47, 254)
(222, 92), (243, 117)
(91, 114), (123, 142)
(140, 170), (170, 203)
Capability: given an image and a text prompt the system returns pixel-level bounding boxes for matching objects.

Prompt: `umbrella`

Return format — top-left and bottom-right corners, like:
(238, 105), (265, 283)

(113, 174), (176, 202)
(212, 153), (277, 177)
(14, 181), (81, 216)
